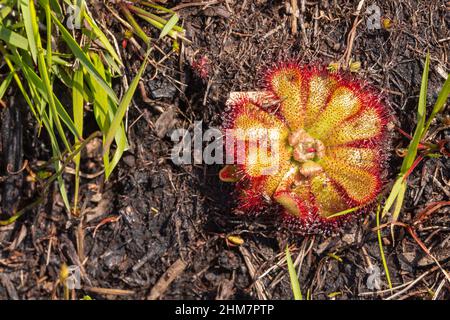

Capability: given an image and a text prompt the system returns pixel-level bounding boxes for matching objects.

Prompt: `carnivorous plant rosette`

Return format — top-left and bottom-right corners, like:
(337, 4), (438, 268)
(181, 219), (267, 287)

(219, 63), (390, 234)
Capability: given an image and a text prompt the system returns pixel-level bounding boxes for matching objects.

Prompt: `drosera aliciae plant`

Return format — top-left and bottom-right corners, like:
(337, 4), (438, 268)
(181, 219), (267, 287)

(219, 62), (392, 235)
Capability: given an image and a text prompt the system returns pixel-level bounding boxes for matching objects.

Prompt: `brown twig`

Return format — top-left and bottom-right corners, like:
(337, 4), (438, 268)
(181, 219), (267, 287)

(414, 201), (450, 224)
(290, 0), (298, 35)
(84, 287), (135, 296)
(239, 246), (268, 300)
(147, 258), (188, 300)
(340, 0), (365, 69)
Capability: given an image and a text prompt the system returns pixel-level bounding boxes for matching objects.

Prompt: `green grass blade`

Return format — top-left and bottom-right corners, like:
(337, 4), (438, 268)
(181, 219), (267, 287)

(43, 0), (52, 68)
(326, 206), (360, 219)
(0, 198), (44, 226)
(390, 181), (407, 238)
(376, 202), (392, 290)
(0, 47), (39, 121)
(104, 125), (127, 179)
(423, 73), (450, 136)
(51, 12), (119, 105)
(40, 104), (71, 213)
(134, 12), (176, 40)
(55, 152), (71, 212)
(52, 64), (72, 88)
(131, 9), (182, 41)
(33, 0), (71, 151)
(73, 68), (84, 213)
(83, 10), (123, 68)
(139, 1), (176, 15)
(103, 50), (150, 177)
(0, 25), (28, 50)
(128, 5), (184, 33)
(73, 70), (84, 137)
(159, 13), (179, 39)
(49, 0), (62, 16)
(286, 245), (303, 300)
(381, 176), (403, 218)
(0, 4), (13, 20)
(102, 52), (122, 76)
(15, 58), (79, 138)
(19, 0), (38, 62)
(401, 53), (429, 172)
(85, 52), (128, 179)
(0, 73), (13, 100)
(86, 52), (110, 127)
(51, 55), (72, 66)
(120, 3), (150, 44)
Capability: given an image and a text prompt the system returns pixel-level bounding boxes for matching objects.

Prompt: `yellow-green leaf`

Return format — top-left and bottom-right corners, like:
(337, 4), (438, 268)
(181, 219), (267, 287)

(286, 245), (303, 300)
(159, 13), (179, 39)
(103, 50), (151, 178)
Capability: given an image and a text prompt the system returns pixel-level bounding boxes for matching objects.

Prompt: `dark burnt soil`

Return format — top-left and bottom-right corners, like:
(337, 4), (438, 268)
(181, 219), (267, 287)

(0, 0), (449, 300)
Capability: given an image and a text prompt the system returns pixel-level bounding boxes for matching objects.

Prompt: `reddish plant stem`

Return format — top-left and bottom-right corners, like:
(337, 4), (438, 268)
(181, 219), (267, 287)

(403, 154), (424, 181)
(396, 126), (428, 150)
(414, 201), (450, 224)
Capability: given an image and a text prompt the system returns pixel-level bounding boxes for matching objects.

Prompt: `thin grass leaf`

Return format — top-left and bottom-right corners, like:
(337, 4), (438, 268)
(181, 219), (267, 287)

(376, 202), (392, 290)
(33, 1), (71, 151)
(15, 56), (79, 138)
(0, 25), (28, 50)
(48, 0), (62, 16)
(382, 55), (433, 228)
(381, 176), (404, 218)
(51, 55), (71, 66)
(159, 13), (179, 39)
(74, 0), (84, 32)
(19, 0), (37, 62)
(51, 12), (119, 105)
(54, 149), (71, 212)
(286, 245), (303, 300)
(423, 73), (450, 136)
(0, 198), (44, 226)
(73, 70), (84, 137)
(0, 73), (13, 100)
(52, 64), (72, 88)
(72, 68), (84, 212)
(85, 52), (111, 131)
(83, 9), (123, 67)
(133, 12), (177, 40)
(103, 50), (150, 178)
(43, 131), (102, 188)
(42, 0), (53, 68)
(128, 5), (184, 33)
(390, 181), (407, 238)
(120, 3), (150, 44)
(139, 1), (176, 14)
(0, 4), (12, 20)
(102, 51), (122, 76)
(104, 123), (127, 179)
(85, 52), (128, 179)
(0, 47), (39, 121)
(39, 102), (71, 212)
(40, 105), (59, 150)
(401, 53), (429, 172)
(326, 206), (360, 219)
(39, 111), (70, 213)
